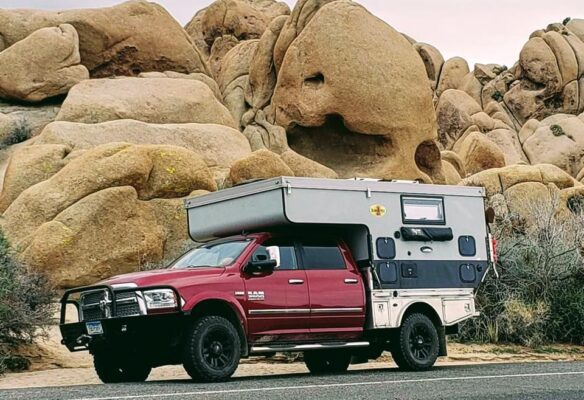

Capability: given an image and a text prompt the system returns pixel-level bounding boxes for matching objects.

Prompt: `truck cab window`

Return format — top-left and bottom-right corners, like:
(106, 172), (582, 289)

(171, 240), (250, 269)
(301, 240), (346, 270)
(252, 240), (298, 270)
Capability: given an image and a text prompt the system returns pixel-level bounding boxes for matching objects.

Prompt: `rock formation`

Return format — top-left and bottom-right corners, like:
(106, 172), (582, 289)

(0, 0), (209, 78)
(0, 24), (88, 102)
(0, 0), (583, 286)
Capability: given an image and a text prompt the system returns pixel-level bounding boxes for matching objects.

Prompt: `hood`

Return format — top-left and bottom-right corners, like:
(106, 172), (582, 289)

(101, 267), (227, 288)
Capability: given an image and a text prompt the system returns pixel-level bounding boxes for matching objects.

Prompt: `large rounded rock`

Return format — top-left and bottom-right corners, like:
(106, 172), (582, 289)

(461, 164), (583, 225)
(522, 114), (584, 176)
(413, 42), (444, 90)
(217, 40), (259, 127)
(280, 150), (337, 179)
(0, 144), (70, 213)
(503, 27), (584, 124)
(55, 78), (237, 127)
(0, 24), (88, 102)
(0, 1), (209, 78)
(3, 143), (215, 240)
(454, 131), (506, 176)
(271, 1), (441, 182)
(461, 164), (579, 197)
(435, 90), (481, 148)
(567, 18), (584, 42)
(138, 71), (222, 101)
(484, 128), (527, 165)
(34, 120), (251, 182)
(229, 149), (293, 184)
(184, 8), (209, 58)
(246, 15), (290, 111)
(436, 89), (510, 149)
(2, 143), (217, 287)
(199, 0), (290, 51)
(18, 186), (167, 287)
(435, 57), (470, 97)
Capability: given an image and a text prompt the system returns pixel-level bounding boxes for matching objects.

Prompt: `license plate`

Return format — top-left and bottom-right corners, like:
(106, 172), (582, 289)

(86, 321), (104, 335)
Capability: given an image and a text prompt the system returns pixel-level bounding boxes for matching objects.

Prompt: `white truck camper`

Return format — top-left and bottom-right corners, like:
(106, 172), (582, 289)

(184, 177), (495, 371)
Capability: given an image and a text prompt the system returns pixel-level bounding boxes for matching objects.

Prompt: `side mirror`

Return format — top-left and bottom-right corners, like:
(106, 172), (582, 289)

(244, 259), (277, 275)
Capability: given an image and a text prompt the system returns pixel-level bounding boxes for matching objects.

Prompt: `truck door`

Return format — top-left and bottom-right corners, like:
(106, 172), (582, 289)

(243, 239), (310, 342)
(300, 238), (366, 337)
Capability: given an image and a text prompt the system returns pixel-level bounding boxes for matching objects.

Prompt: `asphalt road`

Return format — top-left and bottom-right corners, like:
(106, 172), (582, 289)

(2, 362), (584, 400)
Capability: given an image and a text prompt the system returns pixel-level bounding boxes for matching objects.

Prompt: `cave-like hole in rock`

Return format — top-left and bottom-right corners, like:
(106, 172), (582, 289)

(304, 73), (325, 88)
(287, 114), (394, 178)
(414, 140), (442, 179)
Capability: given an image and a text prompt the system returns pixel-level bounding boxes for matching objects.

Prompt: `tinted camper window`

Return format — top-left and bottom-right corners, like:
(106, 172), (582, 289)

(402, 197), (445, 225)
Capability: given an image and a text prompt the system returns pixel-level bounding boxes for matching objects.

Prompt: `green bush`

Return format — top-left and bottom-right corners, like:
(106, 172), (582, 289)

(550, 124), (565, 137)
(0, 230), (55, 373)
(460, 197), (584, 346)
(491, 90), (504, 102)
(0, 119), (31, 149)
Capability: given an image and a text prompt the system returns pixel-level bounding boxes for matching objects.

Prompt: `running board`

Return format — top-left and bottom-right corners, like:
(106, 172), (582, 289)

(250, 341), (370, 354)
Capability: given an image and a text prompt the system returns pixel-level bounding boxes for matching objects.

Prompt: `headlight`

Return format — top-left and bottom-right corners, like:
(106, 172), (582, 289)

(143, 289), (177, 310)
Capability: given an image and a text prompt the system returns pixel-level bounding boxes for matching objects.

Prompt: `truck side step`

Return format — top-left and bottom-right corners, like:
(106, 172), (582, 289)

(250, 341), (370, 354)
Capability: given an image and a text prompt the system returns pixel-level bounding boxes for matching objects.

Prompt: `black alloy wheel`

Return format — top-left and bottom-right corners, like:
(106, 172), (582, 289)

(183, 315), (241, 382)
(202, 327), (236, 370)
(391, 313), (439, 371)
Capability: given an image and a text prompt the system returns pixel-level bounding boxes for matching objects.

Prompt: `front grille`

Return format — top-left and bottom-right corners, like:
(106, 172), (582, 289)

(80, 290), (143, 321)
(82, 291), (106, 305)
(82, 307), (104, 321)
(116, 302), (141, 317)
(115, 292), (136, 301)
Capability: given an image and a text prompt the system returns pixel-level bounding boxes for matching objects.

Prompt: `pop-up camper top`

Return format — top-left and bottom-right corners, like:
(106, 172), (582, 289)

(185, 176), (491, 292)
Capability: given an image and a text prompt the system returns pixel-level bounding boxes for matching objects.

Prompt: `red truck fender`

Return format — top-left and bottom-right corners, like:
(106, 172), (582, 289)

(183, 291), (248, 336)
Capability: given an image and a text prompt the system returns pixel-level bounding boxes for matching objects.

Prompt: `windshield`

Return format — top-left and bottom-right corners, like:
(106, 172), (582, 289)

(171, 240), (251, 269)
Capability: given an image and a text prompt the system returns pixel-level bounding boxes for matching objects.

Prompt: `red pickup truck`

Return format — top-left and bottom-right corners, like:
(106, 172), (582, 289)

(60, 177), (492, 383)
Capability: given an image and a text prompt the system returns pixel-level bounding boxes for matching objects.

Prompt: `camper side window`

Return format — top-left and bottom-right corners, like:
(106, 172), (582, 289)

(401, 196), (445, 225)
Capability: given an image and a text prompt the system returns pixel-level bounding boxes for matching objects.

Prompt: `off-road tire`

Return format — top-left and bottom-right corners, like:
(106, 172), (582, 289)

(93, 352), (151, 383)
(391, 313), (439, 371)
(183, 315), (241, 382)
(304, 350), (351, 374)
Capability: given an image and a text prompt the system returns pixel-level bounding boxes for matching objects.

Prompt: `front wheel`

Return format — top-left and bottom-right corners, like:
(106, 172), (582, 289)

(183, 315), (241, 382)
(304, 350), (351, 374)
(391, 313), (439, 371)
(93, 352), (151, 383)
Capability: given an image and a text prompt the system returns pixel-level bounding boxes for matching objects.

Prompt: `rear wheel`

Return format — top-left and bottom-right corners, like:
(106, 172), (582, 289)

(391, 313), (439, 371)
(93, 352), (151, 383)
(304, 350), (351, 374)
(183, 315), (241, 382)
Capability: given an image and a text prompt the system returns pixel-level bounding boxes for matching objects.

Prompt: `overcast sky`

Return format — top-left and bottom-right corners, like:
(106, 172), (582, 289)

(1, 0), (582, 67)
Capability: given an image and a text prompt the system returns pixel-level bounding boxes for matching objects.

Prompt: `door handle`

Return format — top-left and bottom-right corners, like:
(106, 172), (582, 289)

(288, 279), (304, 284)
(344, 278), (358, 284)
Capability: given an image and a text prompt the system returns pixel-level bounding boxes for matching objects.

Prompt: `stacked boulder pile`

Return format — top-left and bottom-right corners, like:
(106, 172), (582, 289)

(0, 0), (583, 287)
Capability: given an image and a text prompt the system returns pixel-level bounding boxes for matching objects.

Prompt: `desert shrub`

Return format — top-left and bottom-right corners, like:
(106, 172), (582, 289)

(0, 119), (31, 149)
(550, 124), (565, 137)
(459, 195), (584, 346)
(0, 230), (54, 373)
(491, 90), (503, 102)
(563, 17), (571, 25)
